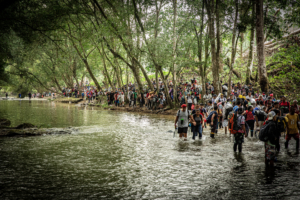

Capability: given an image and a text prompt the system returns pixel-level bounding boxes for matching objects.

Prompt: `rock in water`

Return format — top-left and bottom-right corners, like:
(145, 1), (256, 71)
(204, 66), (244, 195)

(15, 123), (36, 129)
(0, 119), (11, 126)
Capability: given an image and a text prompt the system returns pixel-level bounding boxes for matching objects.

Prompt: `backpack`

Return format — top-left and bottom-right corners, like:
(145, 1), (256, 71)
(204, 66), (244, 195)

(255, 109), (265, 118)
(225, 107), (233, 119)
(206, 111), (217, 123)
(277, 116), (287, 133)
(229, 112), (242, 134)
(259, 122), (272, 142)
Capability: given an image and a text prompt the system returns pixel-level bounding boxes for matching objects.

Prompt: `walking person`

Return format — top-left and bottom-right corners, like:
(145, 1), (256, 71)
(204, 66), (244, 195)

(246, 105), (255, 137)
(175, 104), (193, 141)
(191, 109), (204, 140)
(187, 94), (193, 111)
(264, 111), (280, 167)
(233, 108), (247, 153)
(284, 107), (300, 152)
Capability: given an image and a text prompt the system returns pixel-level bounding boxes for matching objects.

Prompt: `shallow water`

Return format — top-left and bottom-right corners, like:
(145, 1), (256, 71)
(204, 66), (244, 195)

(0, 101), (300, 199)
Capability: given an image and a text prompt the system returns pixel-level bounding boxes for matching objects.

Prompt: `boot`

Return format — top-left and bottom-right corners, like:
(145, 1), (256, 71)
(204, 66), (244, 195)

(296, 139), (299, 151)
(238, 144), (242, 153)
(210, 132), (214, 138)
(285, 141), (289, 149)
(250, 130), (253, 137)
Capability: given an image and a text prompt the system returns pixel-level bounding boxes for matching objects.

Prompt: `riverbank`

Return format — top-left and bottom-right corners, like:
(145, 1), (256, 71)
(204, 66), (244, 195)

(81, 102), (179, 116)
(1, 97), (48, 101)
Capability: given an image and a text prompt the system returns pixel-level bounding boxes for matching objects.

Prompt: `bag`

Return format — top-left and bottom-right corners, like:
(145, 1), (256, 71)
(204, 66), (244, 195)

(222, 85), (228, 91)
(229, 112), (241, 134)
(206, 111), (217, 123)
(277, 116), (287, 132)
(225, 107), (233, 119)
(259, 122), (271, 142)
(255, 109), (265, 118)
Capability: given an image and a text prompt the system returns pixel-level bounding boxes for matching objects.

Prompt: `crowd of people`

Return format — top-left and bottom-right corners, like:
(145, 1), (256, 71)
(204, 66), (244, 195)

(7, 77), (300, 167)
(175, 81), (300, 167)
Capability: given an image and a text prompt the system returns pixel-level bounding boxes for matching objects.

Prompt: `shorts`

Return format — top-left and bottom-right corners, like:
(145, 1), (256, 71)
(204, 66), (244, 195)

(178, 127), (188, 134)
(222, 119), (228, 127)
(285, 133), (300, 141)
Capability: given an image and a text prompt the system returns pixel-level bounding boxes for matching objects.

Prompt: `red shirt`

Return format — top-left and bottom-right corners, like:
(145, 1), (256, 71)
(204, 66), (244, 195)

(245, 110), (255, 121)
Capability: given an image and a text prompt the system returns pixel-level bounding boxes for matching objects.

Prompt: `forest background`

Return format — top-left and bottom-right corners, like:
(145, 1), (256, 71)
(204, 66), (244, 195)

(1, 0), (300, 108)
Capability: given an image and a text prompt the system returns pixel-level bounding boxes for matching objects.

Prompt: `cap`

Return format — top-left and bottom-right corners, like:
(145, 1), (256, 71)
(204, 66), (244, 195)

(181, 104), (187, 108)
(213, 94), (217, 97)
(268, 111), (276, 120)
(270, 94), (273, 97)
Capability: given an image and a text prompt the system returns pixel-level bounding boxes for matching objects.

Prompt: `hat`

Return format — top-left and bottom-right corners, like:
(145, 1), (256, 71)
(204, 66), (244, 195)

(268, 111), (276, 120)
(121, 92), (123, 94)
(181, 104), (187, 108)
(270, 94), (273, 97)
(213, 94), (217, 97)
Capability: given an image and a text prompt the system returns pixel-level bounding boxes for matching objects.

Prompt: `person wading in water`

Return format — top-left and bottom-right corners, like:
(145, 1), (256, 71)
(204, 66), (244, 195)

(175, 104), (194, 141)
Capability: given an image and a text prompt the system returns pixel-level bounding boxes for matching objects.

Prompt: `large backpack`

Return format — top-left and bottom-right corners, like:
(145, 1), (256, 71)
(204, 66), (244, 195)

(259, 122), (272, 142)
(255, 109), (265, 119)
(229, 112), (241, 134)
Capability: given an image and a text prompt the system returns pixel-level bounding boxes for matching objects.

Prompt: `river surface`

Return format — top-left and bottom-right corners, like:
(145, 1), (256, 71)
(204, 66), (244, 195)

(0, 101), (300, 199)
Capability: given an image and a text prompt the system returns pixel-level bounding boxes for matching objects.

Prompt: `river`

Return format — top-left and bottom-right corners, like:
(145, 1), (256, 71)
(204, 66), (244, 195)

(0, 101), (299, 199)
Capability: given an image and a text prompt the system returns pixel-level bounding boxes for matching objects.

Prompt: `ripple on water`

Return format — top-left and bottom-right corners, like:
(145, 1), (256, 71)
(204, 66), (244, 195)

(0, 101), (300, 199)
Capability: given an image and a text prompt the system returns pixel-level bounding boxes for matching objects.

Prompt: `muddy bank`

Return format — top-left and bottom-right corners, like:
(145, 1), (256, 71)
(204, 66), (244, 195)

(83, 103), (178, 116)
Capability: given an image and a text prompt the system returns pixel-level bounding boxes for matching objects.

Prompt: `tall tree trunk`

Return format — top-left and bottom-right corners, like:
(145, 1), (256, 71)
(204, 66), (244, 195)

(205, 0), (220, 94)
(83, 59), (102, 90)
(155, 69), (159, 92)
(172, 0), (177, 104)
(202, 30), (209, 103)
(216, 0), (222, 93)
(256, 0), (268, 92)
(228, 0), (239, 93)
(245, 0), (255, 85)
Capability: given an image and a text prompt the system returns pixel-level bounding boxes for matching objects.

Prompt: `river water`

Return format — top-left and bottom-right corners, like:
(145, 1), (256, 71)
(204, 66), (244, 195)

(0, 101), (300, 199)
